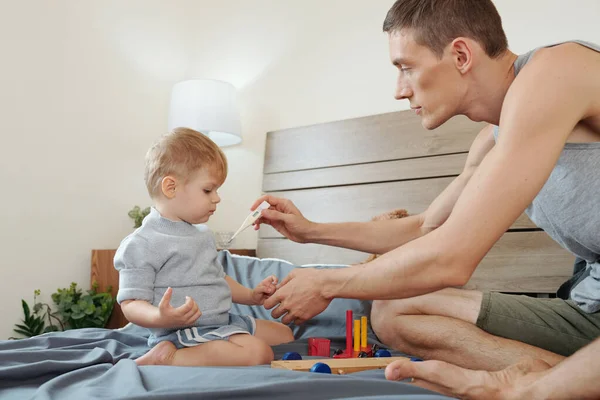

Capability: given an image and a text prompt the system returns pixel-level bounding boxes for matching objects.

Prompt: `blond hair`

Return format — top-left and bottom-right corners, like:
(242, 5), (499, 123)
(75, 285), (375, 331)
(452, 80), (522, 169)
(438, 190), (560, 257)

(144, 127), (228, 198)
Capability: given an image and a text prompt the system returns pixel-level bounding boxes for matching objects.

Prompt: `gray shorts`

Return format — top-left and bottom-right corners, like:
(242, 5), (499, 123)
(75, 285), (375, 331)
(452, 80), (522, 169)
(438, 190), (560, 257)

(149, 313), (256, 349)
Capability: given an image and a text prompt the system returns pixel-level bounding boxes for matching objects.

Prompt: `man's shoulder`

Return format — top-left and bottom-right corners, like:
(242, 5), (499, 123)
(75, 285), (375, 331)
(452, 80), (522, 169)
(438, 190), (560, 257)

(508, 41), (599, 107)
(521, 41), (599, 77)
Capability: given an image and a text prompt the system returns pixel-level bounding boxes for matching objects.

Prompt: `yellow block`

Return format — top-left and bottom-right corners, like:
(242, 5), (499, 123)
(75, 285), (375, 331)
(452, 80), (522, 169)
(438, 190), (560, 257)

(361, 316), (367, 348)
(353, 320), (360, 352)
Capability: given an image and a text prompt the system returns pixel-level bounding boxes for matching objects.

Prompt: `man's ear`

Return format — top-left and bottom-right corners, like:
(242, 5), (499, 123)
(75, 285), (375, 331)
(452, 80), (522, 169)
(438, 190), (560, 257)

(161, 176), (177, 199)
(450, 37), (473, 74)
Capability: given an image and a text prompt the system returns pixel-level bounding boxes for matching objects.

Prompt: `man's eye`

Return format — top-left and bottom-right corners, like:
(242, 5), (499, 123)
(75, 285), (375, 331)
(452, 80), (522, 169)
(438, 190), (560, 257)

(204, 189), (212, 193)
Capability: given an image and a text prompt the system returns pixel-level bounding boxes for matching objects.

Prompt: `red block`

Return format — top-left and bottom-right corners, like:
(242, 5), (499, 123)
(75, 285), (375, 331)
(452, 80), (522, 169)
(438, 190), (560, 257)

(308, 338), (331, 357)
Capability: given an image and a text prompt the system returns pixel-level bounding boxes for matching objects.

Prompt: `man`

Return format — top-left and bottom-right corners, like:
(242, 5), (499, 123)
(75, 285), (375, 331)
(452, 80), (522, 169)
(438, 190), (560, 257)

(254, 0), (599, 384)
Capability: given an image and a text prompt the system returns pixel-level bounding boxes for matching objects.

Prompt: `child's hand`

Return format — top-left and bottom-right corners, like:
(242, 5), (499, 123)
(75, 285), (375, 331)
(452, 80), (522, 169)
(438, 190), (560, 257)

(157, 287), (202, 327)
(251, 275), (278, 306)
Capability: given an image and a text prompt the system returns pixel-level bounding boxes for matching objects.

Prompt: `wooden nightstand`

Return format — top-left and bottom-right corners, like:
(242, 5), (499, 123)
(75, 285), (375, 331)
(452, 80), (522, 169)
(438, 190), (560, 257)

(91, 249), (257, 329)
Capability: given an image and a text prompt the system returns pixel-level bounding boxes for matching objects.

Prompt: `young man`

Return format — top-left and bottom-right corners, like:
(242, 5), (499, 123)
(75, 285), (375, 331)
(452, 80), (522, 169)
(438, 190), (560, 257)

(253, 0), (600, 376)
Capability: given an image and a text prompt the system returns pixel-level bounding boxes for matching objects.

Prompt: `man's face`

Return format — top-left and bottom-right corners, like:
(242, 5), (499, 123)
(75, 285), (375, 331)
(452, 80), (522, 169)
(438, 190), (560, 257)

(389, 30), (464, 130)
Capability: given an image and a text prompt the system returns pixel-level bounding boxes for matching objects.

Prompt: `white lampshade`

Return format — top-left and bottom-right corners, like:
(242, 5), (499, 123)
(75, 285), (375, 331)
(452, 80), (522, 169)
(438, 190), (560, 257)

(168, 79), (242, 147)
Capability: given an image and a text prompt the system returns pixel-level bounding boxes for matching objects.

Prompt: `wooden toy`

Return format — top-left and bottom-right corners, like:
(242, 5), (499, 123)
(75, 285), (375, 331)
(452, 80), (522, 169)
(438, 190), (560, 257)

(271, 356), (408, 375)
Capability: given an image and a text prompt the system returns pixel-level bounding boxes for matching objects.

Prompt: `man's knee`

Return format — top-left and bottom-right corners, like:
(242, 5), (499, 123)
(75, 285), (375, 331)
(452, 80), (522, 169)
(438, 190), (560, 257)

(371, 299), (412, 345)
(371, 300), (398, 330)
(371, 301), (434, 352)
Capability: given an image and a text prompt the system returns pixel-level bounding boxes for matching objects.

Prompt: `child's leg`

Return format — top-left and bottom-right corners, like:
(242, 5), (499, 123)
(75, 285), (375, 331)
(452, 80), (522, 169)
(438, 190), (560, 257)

(136, 334), (274, 367)
(254, 320), (295, 346)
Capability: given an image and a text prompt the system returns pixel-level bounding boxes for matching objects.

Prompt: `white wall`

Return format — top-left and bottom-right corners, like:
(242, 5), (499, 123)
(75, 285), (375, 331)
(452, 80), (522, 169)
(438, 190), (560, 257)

(1, 0), (598, 339)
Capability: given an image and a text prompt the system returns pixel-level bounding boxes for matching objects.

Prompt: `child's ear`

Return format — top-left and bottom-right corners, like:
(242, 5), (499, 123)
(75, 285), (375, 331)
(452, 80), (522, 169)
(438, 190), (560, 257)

(161, 176), (177, 199)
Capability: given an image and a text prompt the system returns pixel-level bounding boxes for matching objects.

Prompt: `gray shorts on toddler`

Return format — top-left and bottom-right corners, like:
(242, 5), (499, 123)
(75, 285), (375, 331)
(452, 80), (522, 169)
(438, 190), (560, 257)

(149, 313), (256, 349)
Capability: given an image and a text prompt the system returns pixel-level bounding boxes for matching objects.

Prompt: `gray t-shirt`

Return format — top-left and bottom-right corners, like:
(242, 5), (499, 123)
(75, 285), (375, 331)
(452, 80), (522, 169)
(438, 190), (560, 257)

(114, 207), (232, 337)
(493, 40), (600, 313)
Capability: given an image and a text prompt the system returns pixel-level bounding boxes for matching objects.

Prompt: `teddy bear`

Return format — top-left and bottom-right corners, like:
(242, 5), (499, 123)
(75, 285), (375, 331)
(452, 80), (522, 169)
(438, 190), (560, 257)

(359, 208), (409, 264)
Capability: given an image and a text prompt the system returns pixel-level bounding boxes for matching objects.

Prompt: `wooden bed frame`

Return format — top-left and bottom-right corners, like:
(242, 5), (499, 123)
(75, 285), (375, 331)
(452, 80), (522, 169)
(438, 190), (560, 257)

(94, 109), (574, 328)
(256, 109), (574, 294)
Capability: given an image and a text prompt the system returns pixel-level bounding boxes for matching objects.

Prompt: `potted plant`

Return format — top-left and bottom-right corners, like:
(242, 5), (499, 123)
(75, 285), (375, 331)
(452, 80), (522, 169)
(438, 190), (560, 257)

(11, 282), (115, 338)
(128, 206), (150, 228)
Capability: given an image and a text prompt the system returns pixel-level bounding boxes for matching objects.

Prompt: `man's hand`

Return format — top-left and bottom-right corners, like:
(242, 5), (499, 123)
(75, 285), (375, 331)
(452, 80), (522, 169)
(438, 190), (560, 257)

(251, 275), (278, 305)
(263, 268), (332, 324)
(385, 357), (552, 399)
(157, 287), (202, 327)
(250, 195), (314, 243)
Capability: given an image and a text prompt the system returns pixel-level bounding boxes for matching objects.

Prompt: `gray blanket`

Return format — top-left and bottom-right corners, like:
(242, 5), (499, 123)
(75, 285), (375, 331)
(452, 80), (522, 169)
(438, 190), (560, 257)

(0, 251), (453, 399)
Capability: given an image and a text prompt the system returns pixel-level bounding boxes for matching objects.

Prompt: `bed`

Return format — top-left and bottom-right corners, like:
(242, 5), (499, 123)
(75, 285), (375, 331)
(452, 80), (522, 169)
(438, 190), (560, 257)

(0, 110), (574, 399)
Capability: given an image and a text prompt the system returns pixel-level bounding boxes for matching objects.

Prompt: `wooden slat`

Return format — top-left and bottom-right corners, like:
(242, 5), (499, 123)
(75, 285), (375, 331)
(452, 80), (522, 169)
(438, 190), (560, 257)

(91, 249), (128, 329)
(264, 111), (484, 173)
(465, 233), (575, 293)
(257, 232), (574, 293)
(259, 178), (536, 239)
(263, 153), (468, 192)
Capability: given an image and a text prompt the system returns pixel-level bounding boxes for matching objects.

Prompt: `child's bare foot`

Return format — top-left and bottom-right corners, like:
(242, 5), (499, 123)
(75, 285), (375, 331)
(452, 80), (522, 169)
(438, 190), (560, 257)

(135, 341), (177, 366)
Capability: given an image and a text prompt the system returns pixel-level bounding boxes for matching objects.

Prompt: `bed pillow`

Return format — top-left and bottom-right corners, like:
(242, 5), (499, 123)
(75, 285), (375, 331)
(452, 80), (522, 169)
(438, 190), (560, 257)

(218, 250), (375, 341)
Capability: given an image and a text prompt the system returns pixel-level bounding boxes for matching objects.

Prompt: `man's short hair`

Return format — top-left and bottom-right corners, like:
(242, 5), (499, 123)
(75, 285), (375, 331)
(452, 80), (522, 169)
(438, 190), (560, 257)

(383, 0), (508, 58)
(145, 127), (228, 198)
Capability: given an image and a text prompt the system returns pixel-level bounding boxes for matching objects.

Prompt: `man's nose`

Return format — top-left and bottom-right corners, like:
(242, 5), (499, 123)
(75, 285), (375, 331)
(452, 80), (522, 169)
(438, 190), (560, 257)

(395, 76), (412, 100)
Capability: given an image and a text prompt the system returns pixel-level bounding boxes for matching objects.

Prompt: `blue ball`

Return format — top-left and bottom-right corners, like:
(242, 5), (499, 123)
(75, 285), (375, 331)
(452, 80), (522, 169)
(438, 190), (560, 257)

(310, 362), (332, 374)
(282, 352), (302, 360)
(410, 357), (423, 362)
(374, 349), (392, 357)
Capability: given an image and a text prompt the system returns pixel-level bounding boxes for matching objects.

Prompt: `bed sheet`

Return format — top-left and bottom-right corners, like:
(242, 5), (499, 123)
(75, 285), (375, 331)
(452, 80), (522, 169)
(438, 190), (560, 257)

(0, 251), (454, 399)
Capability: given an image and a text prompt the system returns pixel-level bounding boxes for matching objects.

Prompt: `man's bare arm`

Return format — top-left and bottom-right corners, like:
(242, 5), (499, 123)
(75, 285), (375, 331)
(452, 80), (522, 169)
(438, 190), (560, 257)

(305, 125), (496, 254)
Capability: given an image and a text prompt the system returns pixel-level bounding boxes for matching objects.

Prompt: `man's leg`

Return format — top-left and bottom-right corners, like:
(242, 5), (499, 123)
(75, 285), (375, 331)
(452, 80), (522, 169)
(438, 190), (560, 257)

(371, 288), (566, 370)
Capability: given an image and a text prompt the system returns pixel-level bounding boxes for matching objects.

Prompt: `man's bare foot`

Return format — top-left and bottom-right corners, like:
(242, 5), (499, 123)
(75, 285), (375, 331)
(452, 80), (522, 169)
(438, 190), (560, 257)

(135, 341), (177, 366)
(384, 357), (552, 400)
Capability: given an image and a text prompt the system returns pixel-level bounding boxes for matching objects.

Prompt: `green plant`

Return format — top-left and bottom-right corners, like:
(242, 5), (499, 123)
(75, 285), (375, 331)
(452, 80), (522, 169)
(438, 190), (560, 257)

(128, 205), (151, 228)
(12, 290), (63, 338)
(51, 282), (115, 329)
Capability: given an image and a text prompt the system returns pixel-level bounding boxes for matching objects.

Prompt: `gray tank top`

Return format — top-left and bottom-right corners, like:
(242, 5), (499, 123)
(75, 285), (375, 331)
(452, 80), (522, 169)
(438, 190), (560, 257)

(493, 40), (600, 313)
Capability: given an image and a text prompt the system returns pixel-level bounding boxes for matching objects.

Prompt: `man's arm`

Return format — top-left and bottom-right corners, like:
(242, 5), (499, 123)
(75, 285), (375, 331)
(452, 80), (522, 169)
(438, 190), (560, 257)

(320, 45), (591, 301)
(523, 336), (600, 399)
(288, 125), (495, 255)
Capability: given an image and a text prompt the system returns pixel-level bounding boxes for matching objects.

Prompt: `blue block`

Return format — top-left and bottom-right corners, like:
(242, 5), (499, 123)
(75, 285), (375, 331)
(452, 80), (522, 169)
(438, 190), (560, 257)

(410, 357), (423, 362)
(282, 352), (302, 360)
(374, 349), (392, 357)
(310, 362), (332, 374)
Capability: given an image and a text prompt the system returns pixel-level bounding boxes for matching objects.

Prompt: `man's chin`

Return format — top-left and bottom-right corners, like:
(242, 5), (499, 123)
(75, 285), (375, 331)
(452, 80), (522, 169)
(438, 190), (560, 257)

(420, 115), (447, 130)
(420, 118), (438, 130)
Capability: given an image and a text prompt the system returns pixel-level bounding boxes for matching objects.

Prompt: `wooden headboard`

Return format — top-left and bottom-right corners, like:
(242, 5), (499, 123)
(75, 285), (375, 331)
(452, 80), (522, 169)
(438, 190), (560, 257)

(257, 110), (574, 294)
